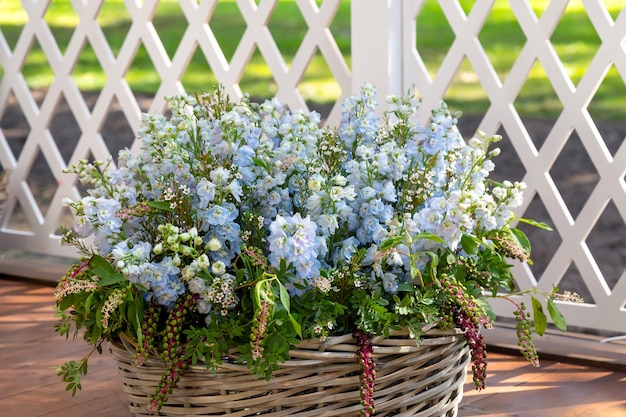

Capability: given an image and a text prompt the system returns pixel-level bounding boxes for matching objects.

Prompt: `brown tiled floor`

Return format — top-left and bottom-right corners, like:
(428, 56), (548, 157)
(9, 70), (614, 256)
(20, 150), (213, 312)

(1, 278), (625, 417)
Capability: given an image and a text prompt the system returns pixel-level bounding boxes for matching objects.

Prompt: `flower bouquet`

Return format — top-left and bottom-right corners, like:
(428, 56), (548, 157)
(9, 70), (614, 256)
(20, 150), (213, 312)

(54, 84), (571, 416)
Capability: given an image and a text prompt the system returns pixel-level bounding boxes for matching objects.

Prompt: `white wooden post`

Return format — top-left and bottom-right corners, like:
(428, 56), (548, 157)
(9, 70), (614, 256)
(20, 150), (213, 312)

(350, 0), (404, 99)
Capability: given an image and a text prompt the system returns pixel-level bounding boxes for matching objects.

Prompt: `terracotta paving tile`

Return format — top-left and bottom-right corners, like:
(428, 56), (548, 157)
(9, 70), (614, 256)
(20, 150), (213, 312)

(2, 278), (626, 417)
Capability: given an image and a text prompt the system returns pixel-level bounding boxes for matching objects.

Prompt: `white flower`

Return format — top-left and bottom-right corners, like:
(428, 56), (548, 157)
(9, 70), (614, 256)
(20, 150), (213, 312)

(212, 261), (226, 275)
(197, 254), (210, 269)
(206, 238), (222, 251)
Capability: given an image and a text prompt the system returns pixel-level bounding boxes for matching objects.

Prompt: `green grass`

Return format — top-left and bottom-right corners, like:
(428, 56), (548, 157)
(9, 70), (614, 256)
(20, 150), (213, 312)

(0, 0), (624, 119)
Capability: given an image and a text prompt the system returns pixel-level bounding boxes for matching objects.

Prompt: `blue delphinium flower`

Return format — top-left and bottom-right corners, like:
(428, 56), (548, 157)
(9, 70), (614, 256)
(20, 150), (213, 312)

(63, 84), (527, 309)
(268, 213), (323, 283)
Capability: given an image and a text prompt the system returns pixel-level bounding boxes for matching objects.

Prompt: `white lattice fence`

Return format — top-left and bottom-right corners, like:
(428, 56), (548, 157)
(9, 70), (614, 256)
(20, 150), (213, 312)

(404, 0), (626, 333)
(0, 0), (350, 258)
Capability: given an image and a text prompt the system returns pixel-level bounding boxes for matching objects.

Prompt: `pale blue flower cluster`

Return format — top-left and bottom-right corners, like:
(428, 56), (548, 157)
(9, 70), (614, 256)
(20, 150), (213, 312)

(64, 84), (525, 312)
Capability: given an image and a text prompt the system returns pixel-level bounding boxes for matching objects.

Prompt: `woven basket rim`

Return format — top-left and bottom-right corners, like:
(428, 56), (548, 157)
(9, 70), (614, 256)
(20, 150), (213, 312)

(113, 325), (465, 369)
(110, 327), (469, 417)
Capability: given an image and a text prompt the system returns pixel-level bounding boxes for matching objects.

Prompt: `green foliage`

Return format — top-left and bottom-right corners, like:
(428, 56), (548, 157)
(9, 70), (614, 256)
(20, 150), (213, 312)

(54, 342), (102, 396)
(531, 295), (548, 336)
(55, 359), (88, 396)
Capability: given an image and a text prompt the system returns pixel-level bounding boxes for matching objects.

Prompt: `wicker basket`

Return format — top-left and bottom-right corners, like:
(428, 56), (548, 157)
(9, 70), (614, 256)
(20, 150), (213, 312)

(110, 328), (470, 417)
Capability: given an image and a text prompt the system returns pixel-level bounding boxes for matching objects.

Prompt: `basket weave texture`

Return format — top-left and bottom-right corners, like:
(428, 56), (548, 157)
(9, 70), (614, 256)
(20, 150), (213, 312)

(110, 328), (470, 417)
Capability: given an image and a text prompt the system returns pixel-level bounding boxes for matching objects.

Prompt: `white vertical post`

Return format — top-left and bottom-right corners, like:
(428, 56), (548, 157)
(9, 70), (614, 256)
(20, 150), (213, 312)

(350, 0), (403, 99)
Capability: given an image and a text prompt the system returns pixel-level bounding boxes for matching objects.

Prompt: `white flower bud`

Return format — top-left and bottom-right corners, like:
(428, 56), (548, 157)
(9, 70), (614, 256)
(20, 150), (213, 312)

(468, 137), (482, 149)
(212, 261), (226, 275)
(332, 175), (347, 186)
(197, 254), (210, 269)
(181, 245), (193, 256)
(488, 147), (501, 157)
(206, 238), (222, 251)
(153, 243), (163, 255)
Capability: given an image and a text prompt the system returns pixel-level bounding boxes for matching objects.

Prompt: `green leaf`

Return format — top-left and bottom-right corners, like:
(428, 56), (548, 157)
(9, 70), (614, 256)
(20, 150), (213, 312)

(278, 283), (301, 337)
(127, 295), (144, 339)
(397, 282), (416, 292)
(476, 297), (496, 322)
(89, 255), (125, 286)
(96, 272), (125, 286)
(252, 157), (269, 170)
(461, 233), (479, 254)
(421, 297), (434, 305)
(147, 200), (175, 212)
(84, 292), (94, 312)
(378, 235), (405, 250)
(89, 255), (116, 275)
(376, 297), (389, 306)
(58, 294), (75, 310)
(517, 217), (553, 231)
(510, 228), (531, 254)
(547, 299), (567, 331)
(413, 232), (446, 244)
(531, 296), (547, 336)
(278, 284), (291, 313)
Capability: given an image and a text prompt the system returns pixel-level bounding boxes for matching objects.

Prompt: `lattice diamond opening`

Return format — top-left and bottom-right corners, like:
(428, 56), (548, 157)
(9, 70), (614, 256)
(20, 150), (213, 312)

(517, 193), (562, 282)
(550, 2), (601, 87)
(4, 199), (32, 232)
(514, 60), (563, 147)
(0, 1), (27, 52)
(444, 57), (490, 116)
(588, 65), (626, 128)
(43, 0), (78, 55)
(0, 173), (8, 233)
(97, 0), (132, 58)
(490, 126), (526, 185)
(71, 40), (106, 111)
(100, 96), (136, 164)
(585, 200), (626, 293)
(298, 50), (341, 120)
(558, 263), (595, 305)
(267, 1), (307, 67)
(152, 0), (187, 60)
(607, 3), (624, 21)
(26, 148), (57, 219)
(414, 2), (456, 81)
(529, 1), (550, 20)
(180, 46), (217, 95)
(55, 205), (74, 236)
(49, 95), (81, 165)
(477, 3), (526, 85)
(549, 131), (598, 220)
(21, 38), (55, 91)
(125, 42), (161, 98)
(0, 90), (30, 162)
(240, 49), (278, 101)
(457, 0), (477, 17)
(210, 1), (247, 63)
(329, 1), (350, 59)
